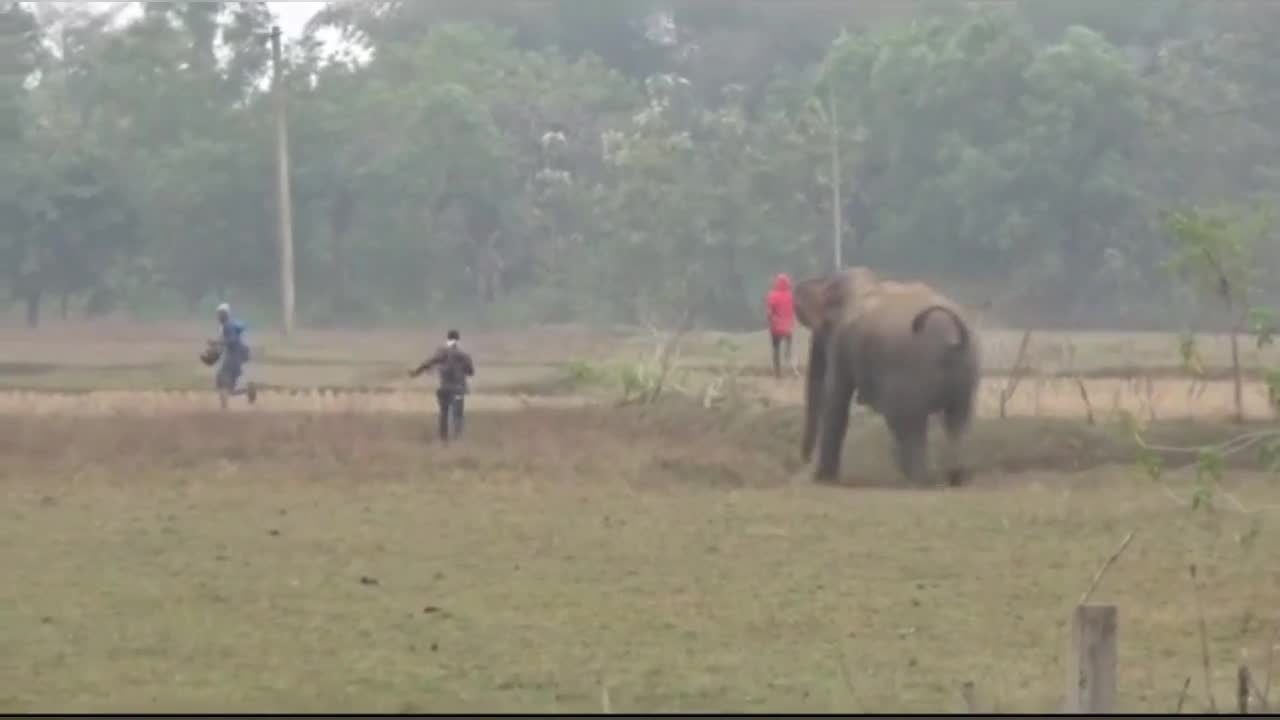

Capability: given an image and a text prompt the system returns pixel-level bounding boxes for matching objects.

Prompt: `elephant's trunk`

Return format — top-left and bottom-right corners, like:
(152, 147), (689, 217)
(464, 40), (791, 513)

(802, 330), (828, 463)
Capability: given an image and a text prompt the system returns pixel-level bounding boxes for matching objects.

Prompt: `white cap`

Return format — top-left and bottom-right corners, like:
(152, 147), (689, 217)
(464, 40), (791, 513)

(216, 303), (230, 314)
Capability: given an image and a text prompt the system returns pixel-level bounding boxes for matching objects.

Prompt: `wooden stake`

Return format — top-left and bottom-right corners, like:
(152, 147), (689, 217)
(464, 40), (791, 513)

(1065, 604), (1118, 713)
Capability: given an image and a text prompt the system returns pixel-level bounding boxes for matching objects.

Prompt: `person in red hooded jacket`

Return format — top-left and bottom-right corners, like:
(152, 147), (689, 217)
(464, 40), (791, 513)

(765, 273), (795, 379)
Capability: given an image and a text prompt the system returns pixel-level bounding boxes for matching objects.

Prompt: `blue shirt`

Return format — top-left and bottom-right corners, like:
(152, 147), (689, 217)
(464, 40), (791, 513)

(220, 319), (247, 367)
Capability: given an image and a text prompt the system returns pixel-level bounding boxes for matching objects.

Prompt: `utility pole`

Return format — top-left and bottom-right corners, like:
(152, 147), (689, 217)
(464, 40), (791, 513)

(270, 25), (297, 336)
(829, 83), (843, 271)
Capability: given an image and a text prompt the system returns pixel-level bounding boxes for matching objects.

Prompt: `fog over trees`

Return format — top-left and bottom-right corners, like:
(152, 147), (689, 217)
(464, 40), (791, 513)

(2, 0), (1278, 331)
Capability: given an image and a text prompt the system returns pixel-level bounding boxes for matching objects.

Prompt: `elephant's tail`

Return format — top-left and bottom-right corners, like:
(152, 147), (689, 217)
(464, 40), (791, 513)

(911, 304), (970, 355)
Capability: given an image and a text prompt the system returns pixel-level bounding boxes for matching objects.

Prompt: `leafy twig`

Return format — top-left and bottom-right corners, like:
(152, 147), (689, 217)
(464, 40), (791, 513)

(1137, 429), (1277, 457)
(1154, 480), (1280, 516)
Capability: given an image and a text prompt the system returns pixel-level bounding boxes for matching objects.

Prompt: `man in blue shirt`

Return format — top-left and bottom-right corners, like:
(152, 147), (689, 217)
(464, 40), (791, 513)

(214, 302), (257, 409)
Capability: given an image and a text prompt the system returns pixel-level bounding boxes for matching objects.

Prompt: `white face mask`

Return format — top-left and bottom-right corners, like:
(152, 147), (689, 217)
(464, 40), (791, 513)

(446, 339), (458, 349)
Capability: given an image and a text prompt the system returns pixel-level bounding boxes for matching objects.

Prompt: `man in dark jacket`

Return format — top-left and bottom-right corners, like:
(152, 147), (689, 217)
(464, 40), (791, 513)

(409, 329), (475, 443)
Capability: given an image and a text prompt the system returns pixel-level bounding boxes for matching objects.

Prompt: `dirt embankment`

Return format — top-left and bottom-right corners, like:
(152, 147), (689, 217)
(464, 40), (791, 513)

(2, 403), (1273, 489)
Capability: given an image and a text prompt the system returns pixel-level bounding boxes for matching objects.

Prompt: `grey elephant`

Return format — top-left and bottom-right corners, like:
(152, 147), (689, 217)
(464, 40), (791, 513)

(792, 266), (981, 485)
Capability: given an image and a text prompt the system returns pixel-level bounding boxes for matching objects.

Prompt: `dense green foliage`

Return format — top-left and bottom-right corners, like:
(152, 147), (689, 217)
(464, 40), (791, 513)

(1, 1), (1278, 330)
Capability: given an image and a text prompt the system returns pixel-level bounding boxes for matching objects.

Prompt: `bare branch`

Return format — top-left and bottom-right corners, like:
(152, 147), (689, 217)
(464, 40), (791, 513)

(1240, 664), (1252, 714)
(1190, 564), (1219, 714)
(1254, 616), (1280, 713)
(1079, 530), (1136, 606)
(999, 329), (1033, 418)
(1075, 375), (1095, 426)
(600, 683), (613, 715)
(1176, 676), (1191, 714)
(835, 646), (856, 705)
(960, 681), (978, 714)
(647, 307), (695, 402)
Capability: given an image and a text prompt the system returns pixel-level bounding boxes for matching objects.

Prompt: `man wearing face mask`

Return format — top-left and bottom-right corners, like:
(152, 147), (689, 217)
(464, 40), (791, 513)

(409, 329), (475, 443)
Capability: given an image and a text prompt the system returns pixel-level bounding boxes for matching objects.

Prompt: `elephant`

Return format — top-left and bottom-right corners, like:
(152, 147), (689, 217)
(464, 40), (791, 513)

(793, 266), (981, 486)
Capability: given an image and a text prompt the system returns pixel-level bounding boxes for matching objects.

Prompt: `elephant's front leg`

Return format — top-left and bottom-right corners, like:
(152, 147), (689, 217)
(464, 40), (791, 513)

(886, 412), (929, 485)
(815, 367), (856, 483)
(801, 332), (829, 464)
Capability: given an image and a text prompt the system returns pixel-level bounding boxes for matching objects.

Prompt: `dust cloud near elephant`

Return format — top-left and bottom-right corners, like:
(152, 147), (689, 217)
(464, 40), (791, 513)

(793, 267), (982, 486)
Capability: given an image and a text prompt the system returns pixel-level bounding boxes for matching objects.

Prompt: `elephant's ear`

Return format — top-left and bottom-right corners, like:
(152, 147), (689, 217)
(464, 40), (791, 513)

(794, 276), (840, 331)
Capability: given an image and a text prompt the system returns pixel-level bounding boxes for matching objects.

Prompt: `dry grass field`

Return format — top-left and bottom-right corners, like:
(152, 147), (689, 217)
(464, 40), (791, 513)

(2, 321), (1279, 713)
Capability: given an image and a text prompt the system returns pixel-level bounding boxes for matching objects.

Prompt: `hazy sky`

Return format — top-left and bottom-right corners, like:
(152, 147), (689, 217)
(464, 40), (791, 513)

(41, 2), (329, 39)
(269, 1), (328, 38)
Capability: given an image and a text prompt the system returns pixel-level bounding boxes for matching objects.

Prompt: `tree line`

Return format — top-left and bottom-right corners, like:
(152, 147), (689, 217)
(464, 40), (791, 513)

(1, 0), (1278, 331)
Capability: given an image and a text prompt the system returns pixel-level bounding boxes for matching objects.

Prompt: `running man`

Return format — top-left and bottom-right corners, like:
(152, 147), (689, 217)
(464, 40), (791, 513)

(409, 329), (476, 443)
(213, 302), (257, 409)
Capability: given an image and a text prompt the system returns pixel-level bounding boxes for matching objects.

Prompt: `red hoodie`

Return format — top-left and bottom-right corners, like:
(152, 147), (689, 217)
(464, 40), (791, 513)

(765, 273), (794, 336)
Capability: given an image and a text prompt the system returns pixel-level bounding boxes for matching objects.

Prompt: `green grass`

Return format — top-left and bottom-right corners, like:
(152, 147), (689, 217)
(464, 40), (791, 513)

(2, 409), (1278, 713)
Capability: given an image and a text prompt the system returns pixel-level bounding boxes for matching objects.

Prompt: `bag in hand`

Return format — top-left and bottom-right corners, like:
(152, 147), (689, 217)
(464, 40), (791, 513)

(200, 340), (223, 366)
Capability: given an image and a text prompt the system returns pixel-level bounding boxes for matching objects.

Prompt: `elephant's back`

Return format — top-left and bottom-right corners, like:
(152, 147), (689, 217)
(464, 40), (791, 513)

(860, 284), (979, 363)
(861, 284), (966, 332)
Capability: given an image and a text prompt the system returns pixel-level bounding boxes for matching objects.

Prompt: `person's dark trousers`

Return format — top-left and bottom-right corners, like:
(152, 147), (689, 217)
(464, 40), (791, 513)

(435, 388), (465, 442)
(770, 332), (792, 379)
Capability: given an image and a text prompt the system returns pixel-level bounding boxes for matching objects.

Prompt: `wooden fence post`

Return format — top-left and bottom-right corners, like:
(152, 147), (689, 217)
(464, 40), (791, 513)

(1065, 604), (1118, 714)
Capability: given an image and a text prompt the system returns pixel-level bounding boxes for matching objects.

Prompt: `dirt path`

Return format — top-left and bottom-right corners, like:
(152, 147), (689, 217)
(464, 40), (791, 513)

(0, 390), (596, 416)
(0, 375), (1275, 420)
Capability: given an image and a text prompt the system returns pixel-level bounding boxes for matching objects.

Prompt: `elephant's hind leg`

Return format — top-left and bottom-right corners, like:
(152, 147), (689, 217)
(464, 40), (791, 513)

(941, 397), (974, 486)
(887, 412), (929, 486)
(815, 372), (856, 483)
